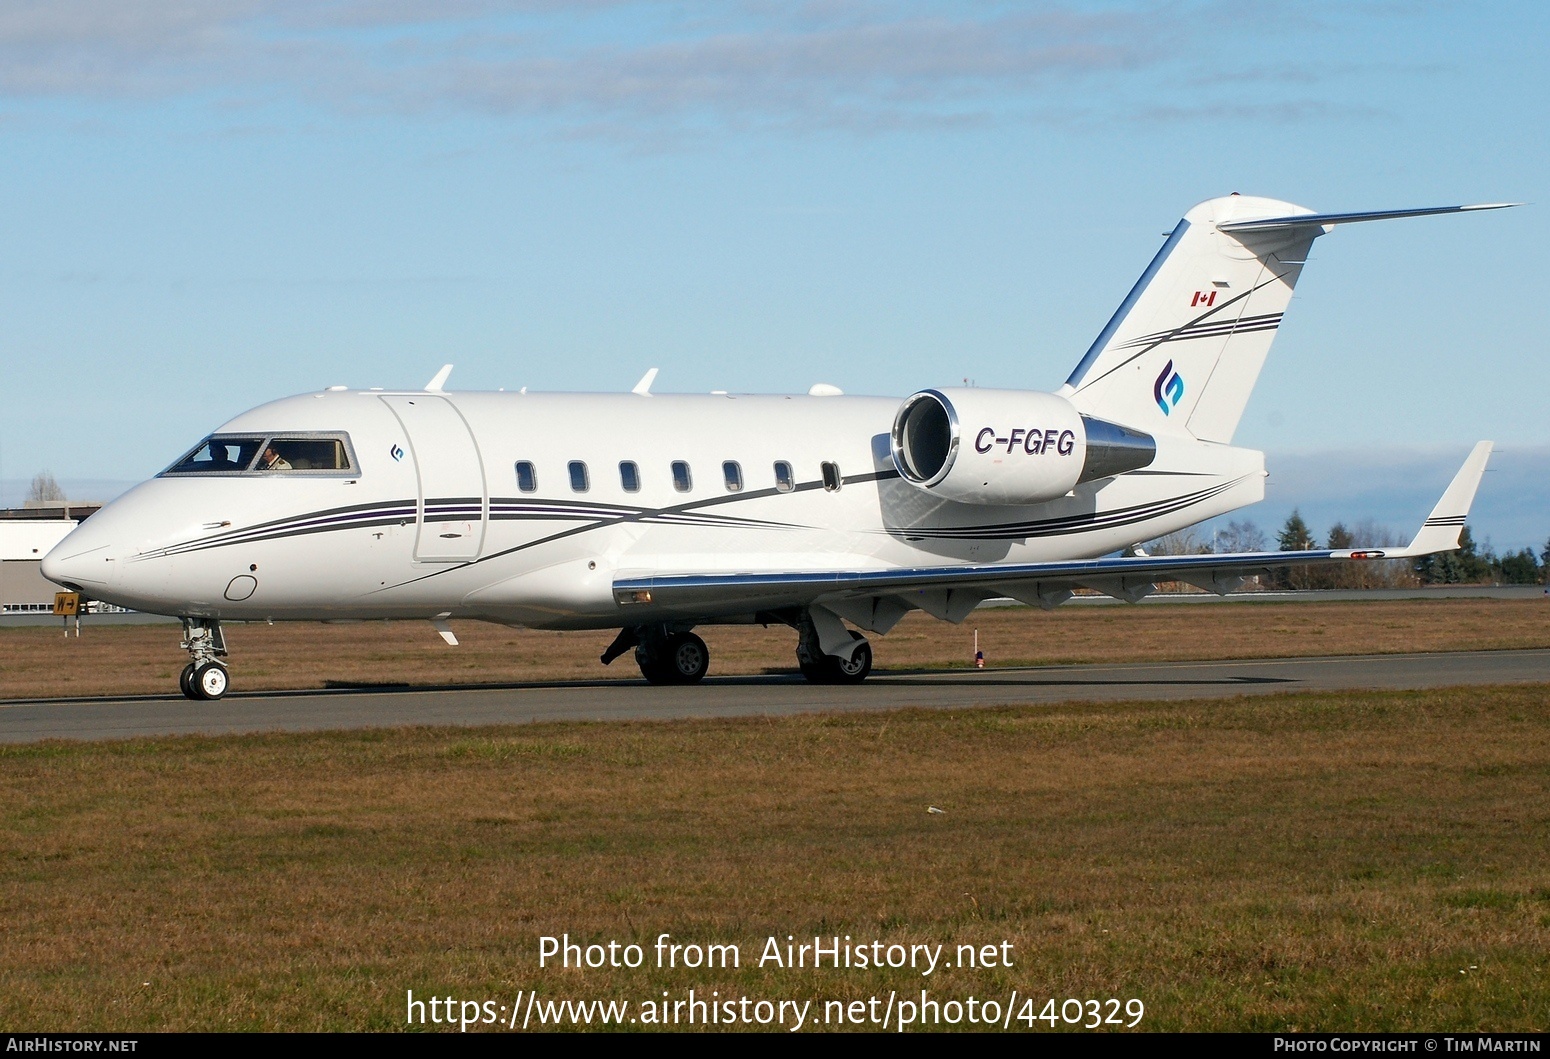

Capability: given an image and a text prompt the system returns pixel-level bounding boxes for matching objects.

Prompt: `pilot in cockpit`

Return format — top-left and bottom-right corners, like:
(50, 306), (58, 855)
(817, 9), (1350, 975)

(258, 444), (292, 471)
(205, 444), (237, 471)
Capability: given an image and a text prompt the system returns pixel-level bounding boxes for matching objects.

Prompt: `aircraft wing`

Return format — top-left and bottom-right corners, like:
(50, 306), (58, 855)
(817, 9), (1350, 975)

(613, 442), (1492, 627)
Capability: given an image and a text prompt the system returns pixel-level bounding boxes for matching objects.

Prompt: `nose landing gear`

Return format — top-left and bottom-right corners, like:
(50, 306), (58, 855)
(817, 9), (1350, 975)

(179, 618), (230, 700)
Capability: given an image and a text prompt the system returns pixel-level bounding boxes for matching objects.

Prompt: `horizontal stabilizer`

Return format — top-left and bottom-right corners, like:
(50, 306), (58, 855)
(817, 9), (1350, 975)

(1218, 203), (1520, 234)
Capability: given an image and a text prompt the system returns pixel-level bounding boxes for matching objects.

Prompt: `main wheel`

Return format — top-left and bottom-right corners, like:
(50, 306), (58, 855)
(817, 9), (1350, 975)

(829, 638), (872, 684)
(179, 663), (198, 700)
(636, 633), (709, 685)
(798, 633), (872, 685)
(192, 662), (229, 701)
(636, 646), (666, 684)
(663, 632), (709, 684)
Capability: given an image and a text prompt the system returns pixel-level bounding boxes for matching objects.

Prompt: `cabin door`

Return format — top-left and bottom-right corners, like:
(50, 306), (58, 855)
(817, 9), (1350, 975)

(380, 395), (487, 562)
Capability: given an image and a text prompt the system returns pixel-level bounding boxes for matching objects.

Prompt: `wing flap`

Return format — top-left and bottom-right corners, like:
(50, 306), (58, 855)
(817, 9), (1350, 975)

(614, 549), (1343, 613)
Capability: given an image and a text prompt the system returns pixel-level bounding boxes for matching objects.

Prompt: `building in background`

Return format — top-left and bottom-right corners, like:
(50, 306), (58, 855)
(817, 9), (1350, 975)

(1, 504), (100, 612)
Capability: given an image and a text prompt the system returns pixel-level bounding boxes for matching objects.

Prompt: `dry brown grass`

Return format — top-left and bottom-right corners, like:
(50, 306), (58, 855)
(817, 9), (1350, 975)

(2, 684), (1548, 1031)
(1, 597), (1547, 700)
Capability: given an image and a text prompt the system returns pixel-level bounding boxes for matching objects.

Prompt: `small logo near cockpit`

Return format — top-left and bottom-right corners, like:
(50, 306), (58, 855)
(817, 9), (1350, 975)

(390, 444), (405, 462)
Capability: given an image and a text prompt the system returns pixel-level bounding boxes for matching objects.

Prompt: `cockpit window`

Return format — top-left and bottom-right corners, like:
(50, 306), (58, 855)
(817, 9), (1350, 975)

(161, 434), (356, 476)
(165, 437), (267, 474)
(259, 438), (351, 472)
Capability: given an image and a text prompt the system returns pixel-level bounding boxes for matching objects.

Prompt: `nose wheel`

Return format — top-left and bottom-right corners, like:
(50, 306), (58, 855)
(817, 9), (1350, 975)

(181, 661), (230, 700)
(179, 618), (231, 700)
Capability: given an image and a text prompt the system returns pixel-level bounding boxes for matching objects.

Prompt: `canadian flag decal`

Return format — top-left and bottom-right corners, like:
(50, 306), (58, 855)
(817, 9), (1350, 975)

(1191, 290), (1217, 307)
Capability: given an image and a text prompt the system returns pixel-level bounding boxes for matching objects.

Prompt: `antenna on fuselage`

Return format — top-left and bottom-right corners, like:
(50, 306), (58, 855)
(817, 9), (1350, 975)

(632, 367), (659, 396)
(424, 364), (454, 392)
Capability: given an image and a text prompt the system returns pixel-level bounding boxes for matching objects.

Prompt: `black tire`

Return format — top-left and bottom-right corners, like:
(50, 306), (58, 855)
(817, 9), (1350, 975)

(664, 632), (709, 684)
(179, 663), (198, 700)
(636, 633), (709, 685)
(636, 646), (670, 684)
(635, 643), (664, 684)
(829, 638), (872, 684)
(798, 633), (872, 684)
(192, 662), (229, 701)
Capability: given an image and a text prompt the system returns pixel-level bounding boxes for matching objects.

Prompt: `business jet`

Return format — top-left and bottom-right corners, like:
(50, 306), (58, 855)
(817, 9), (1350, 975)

(42, 194), (1510, 700)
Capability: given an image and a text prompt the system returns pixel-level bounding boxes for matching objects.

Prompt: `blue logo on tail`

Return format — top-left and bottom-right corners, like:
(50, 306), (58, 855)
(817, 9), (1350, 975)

(390, 444), (405, 462)
(1154, 360), (1184, 415)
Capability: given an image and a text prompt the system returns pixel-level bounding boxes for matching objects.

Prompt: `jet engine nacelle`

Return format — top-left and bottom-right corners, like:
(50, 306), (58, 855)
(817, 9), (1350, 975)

(890, 388), (1156, 505)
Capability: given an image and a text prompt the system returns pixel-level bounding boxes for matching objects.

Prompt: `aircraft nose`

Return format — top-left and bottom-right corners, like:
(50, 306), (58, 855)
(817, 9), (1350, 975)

(40, 539), (116, 591)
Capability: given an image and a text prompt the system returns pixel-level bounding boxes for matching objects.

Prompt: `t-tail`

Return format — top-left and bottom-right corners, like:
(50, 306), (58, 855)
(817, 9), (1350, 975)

(1058, 196), (1518, 443)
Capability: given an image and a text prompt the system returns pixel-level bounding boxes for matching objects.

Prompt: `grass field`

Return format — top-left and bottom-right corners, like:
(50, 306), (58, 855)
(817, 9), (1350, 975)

(2, 596), (1547, 700)
(3, 683), (1548, 1032)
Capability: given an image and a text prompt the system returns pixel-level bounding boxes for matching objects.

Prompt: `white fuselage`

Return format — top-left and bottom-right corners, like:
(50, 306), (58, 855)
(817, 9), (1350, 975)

(41, 388), (1264, 629)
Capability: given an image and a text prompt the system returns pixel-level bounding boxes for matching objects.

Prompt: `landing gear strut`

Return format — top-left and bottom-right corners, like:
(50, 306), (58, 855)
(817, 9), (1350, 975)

(601, 625), (710, 685)
(179, 618), (230, 700)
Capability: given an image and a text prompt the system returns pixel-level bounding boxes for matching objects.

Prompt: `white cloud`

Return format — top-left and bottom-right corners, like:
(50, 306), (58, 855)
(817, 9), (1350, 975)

(0, 1), (1361, 136)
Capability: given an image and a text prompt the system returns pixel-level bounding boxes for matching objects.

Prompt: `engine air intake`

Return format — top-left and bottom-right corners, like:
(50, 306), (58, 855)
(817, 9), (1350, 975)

(894, 391), (957, 484)
(890, 388), (1155, 505)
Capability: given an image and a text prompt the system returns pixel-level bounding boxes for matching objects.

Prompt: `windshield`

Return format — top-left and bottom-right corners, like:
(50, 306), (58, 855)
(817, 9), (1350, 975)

(258, 438), (352, 471)
(162, 434), (356, 476)
(165, 437), (267, 474)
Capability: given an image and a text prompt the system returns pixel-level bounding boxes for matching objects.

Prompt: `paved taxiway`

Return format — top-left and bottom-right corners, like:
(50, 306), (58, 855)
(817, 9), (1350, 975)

(2, 648), (1545, 743)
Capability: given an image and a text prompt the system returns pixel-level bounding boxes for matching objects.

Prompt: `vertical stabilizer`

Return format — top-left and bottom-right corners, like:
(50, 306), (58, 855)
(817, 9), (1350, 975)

(1059, 195), (1316, 443)
(1059, 197), (1518, 444)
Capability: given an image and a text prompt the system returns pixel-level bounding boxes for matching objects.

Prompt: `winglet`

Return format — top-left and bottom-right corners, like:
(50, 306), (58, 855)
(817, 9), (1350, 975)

(632, 367), (659, 396)
(425, 364), (454, 392)
(1389, 442), (1493, 557)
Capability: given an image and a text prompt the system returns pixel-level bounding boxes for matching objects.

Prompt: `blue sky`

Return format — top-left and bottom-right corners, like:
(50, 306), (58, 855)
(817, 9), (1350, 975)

(1, 1), (1545, 548)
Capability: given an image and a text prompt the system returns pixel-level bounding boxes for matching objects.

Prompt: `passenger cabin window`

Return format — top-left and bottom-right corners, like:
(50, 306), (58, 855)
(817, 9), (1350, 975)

(821, 461), (842, 492)
(569, 461), (590, 492)
(162, 434), (355, 476)
(774, 461), (795, 493)
(619, 461), (641, 492)
(722, 461), (743, 492)
(672, 461), (692, 493)
(515, 461), (537, 492)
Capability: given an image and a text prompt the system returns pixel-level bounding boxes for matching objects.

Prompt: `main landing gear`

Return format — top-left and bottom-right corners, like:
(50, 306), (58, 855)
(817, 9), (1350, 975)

(179, 618), (230, 700)
(795, 614), (872, 684)
(640, 631), (710, 685)
(599, 611), (875, 686)
(601, 626), (710, 685)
